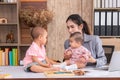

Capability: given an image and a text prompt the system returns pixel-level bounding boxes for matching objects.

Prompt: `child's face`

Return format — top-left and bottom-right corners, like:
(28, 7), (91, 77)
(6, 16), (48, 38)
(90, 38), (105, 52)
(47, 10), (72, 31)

(69, 37), (81, 48)
(40, 30), (48, 45)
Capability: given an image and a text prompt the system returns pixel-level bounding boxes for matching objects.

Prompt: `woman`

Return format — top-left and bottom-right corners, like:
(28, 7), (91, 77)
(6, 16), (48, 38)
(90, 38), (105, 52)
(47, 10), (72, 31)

(64, 14), (107, 68)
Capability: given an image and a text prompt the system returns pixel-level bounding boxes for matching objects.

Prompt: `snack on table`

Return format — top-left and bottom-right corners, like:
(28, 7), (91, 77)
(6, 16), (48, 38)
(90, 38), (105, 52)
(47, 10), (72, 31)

(73, 70), (85, 76)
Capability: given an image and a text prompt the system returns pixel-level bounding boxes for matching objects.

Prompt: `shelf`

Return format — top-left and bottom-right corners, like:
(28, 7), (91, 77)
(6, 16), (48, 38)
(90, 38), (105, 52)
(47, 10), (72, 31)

(0, 43), (18, 46)
(20, 0), (46, 2)
(0, 2), (17, 5)
(19, 44), (31, 46)
(94, 8), (120, 11)
(0, 23), (17, 26)
(100, 36), (120, 38)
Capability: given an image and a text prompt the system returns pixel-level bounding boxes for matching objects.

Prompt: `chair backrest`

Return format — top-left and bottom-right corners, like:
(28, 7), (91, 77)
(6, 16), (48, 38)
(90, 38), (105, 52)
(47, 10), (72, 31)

(102, 45), (115, 64)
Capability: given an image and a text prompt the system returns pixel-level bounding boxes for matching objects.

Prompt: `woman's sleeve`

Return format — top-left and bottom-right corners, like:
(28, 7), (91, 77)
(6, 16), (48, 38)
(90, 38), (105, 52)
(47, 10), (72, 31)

(64, 39), (69, 49)
(95, 36), (107, 67)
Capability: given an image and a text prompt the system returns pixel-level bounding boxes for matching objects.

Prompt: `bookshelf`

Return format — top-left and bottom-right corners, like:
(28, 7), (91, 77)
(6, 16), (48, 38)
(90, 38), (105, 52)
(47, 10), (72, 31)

(0, 0), (47, 66)
(94, 0), (120, 50)
(0, 0), (20, 66)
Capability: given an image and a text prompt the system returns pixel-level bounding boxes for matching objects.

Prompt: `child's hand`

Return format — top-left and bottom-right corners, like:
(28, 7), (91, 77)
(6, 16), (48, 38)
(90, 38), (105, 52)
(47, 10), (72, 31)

(66, 50), (72, 55)
(76, 57), (87, 64)
(64, 54), (72, 60)
(64, 50), (72, 60)
(88, 56), (96, 63)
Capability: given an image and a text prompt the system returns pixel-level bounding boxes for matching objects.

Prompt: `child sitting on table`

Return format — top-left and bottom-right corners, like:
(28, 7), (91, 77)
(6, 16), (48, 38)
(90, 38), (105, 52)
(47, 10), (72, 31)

(61, 32), (92, 70)
(23, 26), (60, 73)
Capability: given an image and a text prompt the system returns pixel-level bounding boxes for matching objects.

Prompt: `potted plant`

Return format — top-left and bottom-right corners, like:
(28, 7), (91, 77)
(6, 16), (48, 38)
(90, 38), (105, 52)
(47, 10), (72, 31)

(19, 6), (53, 29)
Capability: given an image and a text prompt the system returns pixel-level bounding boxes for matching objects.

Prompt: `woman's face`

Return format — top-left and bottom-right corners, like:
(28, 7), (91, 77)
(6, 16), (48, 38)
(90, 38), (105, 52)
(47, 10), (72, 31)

(66, 20), (83, 34)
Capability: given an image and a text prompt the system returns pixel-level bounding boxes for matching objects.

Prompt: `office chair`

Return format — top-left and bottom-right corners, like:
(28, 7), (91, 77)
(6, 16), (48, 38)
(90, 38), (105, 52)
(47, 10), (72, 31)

(102, 45), (115, 64)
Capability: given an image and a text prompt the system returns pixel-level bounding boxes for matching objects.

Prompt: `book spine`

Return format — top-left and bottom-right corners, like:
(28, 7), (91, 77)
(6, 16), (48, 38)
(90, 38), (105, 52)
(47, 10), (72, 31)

(12, 48), (16, 66)
(0, 50), (3, 66)
(9, 51), (13, 66)
(2, 52), (5, 66)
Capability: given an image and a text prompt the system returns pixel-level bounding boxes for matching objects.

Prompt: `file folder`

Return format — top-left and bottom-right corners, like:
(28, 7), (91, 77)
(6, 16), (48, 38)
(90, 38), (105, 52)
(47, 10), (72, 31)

(97, 0), (101, 8)
(100, 11), (106, 36)
(112, 11), (118, 36)
(94, 11), (100, 35)
(94, 0), (97, 8)
(109, 0), (113, 8)
(106, 11), (112, 36)
(101, 0), (105, 8)
(118, 12), (120, 35)
(112, 0), (117, 8)
(117, 0), (120, 7)
(105, 0), (109, 8)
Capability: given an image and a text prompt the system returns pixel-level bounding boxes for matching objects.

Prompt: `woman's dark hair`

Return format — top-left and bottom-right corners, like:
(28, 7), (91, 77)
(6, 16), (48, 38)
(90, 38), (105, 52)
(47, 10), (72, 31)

(66, 14), (91, 35)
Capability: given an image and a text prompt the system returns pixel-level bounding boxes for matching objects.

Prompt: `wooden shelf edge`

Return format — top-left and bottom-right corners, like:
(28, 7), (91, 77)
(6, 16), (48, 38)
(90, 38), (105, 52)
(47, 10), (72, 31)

(94, 8), (120, 11)
(19, 44), (31, 46)
(100, 36), (120, 39)
(0, 2), (17, 5)
(20, 0), (46, 2)
(0, 23), (18, 26)
(0, 43), (18, 46)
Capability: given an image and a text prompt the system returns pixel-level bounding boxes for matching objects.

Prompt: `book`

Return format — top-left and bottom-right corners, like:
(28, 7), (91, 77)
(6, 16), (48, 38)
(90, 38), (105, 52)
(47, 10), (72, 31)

(0, 74), (12, 79)
(5, 48), (9, 66)
(44, 71), (75, 77)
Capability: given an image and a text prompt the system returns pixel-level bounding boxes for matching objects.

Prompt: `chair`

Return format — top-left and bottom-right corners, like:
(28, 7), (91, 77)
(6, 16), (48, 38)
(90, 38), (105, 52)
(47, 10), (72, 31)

(102, 45), (115, 64)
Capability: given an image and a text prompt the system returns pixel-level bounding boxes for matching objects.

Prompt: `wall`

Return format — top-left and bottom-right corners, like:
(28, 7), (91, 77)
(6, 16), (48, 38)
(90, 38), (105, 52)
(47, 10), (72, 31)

(47, 0), (93, 61)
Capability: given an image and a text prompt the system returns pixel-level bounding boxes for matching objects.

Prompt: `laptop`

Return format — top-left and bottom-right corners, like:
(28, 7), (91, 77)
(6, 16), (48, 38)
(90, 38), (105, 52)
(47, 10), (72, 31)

(95, 51), (120, 72)
(108, 51), (120, 72)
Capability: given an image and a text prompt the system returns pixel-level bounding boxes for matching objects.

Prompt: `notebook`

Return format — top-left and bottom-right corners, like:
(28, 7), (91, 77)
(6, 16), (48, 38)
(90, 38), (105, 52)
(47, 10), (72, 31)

(95, 51), (120, 72)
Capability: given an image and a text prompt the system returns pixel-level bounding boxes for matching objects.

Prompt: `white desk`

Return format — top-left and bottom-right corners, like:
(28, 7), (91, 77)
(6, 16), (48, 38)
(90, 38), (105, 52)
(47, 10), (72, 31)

(0, 66), (120, 79)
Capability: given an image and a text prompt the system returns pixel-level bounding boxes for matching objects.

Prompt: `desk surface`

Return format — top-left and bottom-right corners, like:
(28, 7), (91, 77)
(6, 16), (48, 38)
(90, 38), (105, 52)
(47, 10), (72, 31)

(0, 66), (120, 79)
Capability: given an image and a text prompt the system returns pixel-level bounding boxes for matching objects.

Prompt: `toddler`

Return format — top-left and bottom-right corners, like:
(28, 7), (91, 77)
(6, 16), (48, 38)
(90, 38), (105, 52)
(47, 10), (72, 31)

(61, 32), (91, 70)
(23, 26), (59, 73)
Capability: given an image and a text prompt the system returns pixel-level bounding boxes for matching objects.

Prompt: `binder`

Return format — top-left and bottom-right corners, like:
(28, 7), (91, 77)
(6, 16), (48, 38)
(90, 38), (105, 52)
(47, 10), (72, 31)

(106, 11), (112, 36)
(112, 11), (118, 36)
(108, 0), (113, 8)
(100, 11), (106, 36)
(105, 0), (109, 8)
(97, 0), (101, 8)
(101, 0), (105, 8)
(118, 11), (120, 35)
(94, 0), (97, 8)
(117, 0), (120, 7)
(112, 0), (117, 8)
(94, 11), (100, 36)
